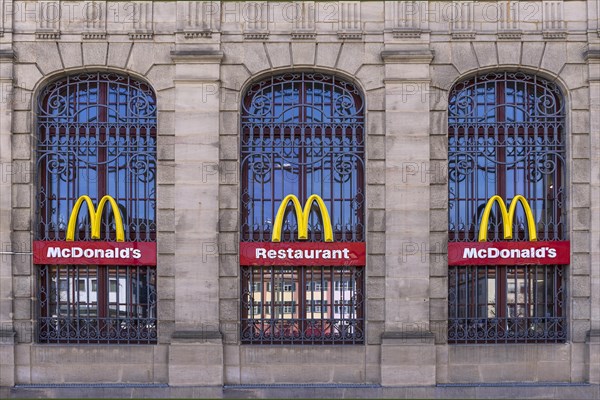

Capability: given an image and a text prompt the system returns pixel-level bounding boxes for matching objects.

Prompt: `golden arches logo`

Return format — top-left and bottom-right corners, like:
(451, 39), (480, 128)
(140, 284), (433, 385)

(272, 194), (333, 242)
(478, 195), (537, 242)
(66, 195), (125, 242)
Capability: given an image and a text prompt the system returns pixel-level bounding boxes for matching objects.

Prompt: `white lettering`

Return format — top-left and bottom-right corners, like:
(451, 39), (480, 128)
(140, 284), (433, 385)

(256, 248), (267, 258)
(47, 247), (62, 258)
(463, 248), (478, 258)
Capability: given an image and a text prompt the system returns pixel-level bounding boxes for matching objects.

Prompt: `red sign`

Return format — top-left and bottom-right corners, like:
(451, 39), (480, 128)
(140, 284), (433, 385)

(240, 242), (366, 266)
(34, 241), (157, 266)
(448, 241), (570, 266)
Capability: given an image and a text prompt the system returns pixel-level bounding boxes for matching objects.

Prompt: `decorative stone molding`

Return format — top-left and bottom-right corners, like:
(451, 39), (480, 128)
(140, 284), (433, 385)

(381, 49), (434, 64)
(497, 31), (523, 40)
(243, 1), (269, 40)
(291, 31), (316, 40)
(0, 49), (15, 60)
(170, 49), (224, 63)
(243, 31), (269, 40)
(337, 2), (362, 40)
(36, 31), (61, 40)
(36, 1), (61, 39)
(129, 2), (154, 40)
(337, 31), (362, 40)
(542, 1), (566, 39)
(180, 1), (214, 39)
(584, 49), (600, 62)
(450, 1), (475, 40)
(183, 31), (212, 39)
(291, 1), (316, 40)
(82, 32), (107, 40)
(82, 1), (107, 40)
(129, 32), (154, 40)
(391, 1), (422, 39)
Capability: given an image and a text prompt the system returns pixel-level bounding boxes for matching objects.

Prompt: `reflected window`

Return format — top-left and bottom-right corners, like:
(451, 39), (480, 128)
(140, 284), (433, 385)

(447, 72), (566, 343)
(240, 73), (365, 344)
(36, 72), (157, 344)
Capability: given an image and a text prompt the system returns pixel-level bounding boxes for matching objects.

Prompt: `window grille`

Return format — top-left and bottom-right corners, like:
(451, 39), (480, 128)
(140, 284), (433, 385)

(448, 72), (566, 343)
(240, 72), (365, 344)
(36, 72), (157, 344)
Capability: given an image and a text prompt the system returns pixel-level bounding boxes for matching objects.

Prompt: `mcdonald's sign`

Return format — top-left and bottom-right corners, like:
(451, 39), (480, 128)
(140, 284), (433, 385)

(448, 195), (570, 266)
(34, 195), (156, 266)
(240, 194), (366, 266)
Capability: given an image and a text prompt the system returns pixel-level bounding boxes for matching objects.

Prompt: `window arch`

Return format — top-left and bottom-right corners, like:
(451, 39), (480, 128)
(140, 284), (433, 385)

(240, 72), (365, 344)
(36, 72), (157, 344)
(447, 72), (566, 343)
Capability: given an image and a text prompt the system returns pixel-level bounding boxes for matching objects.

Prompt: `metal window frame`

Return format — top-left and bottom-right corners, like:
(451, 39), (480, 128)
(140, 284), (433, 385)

(447, 72), (567, 344)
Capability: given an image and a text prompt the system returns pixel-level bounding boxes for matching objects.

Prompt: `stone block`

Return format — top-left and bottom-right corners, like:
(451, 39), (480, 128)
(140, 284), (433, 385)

(316, 43), (342, 69)
(540, 42), (567, 75)
(451, 42), (479, 74)
(367, 209), (385, 232)
(521, 42), (545, 68)
(265, 43), (291, 69)
(367, 161), (385, 185)
(146, 65), (176, 92)
(572, 134), (591, 159)
(497, 41), (521, 66)
(337, 43), (364, 75)
(58, 43), (83, 69)
(367, 298), (385, 321)
(82, 42), (108, 66)
(107, 43), (133, 69)
(572, 110), (590, 134)
(367, 135), (385, 160)
(472, 42), (498, 68)
(380, 332), (436, 386)
(366, 88), (385, 111)
(291, 42), (316, 66)
(367, 254), (385, 277)
(356, 65), (384, 91)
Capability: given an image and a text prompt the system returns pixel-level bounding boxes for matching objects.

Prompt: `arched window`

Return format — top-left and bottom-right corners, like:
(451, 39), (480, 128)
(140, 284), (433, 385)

(448, 72), (566, 343)
(36, 72), (157, 343)
(240, 72), (365, 344)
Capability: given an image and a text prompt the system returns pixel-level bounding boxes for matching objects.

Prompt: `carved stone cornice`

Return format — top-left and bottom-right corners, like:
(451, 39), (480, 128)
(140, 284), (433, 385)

(170, 49), (224, 63)
(381, 49), (434, 64)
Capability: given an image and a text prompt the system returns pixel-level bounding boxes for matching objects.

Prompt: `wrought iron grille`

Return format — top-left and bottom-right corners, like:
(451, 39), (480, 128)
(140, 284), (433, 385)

(448, 72), (565, 242)
(448, 265), (565, 343)
(241, 266), (364, 344)
(241, 72), (365, 242)
(36, 72), (157, 242)
(240, 73), (365, 344)
(448, 72), (566, 343)
(38, 265), (157, 344)
(36, 73), (157, 344)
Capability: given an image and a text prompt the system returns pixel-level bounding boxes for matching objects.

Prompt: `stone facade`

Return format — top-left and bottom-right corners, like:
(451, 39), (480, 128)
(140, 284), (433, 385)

(0, 1), (599, 398)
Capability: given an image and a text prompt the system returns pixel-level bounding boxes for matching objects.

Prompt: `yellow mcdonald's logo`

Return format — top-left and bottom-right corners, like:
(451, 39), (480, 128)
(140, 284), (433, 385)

(272, 194), (334, 242)
(479, 195), (537, 242)
(66, 195), (125, 242)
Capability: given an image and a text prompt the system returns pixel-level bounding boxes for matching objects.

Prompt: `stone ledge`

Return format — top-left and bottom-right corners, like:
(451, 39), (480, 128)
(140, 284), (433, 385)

(382, 331), (435, 344)
(584, 50), (600, 62)
(0, 49), (15, 60)
(381, 49), (434, 64)
(586, 329), (600, 343)
(170, 49), (224, 63)
(171, 330), (222, 341)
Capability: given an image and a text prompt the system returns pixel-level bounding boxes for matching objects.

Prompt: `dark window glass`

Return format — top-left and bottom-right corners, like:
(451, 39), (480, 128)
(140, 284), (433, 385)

(240, 73), (365, 344)
(448, 72), (566, 343)
(36, 73), (157, 344)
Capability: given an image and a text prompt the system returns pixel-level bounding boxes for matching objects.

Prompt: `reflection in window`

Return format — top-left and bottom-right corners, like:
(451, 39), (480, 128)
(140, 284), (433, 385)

(447, 72), (566, 343)
(240, 73), (365, 345)
(36, 72), (157, 242)
(242, 266), (363, 344)
(38, 265), (157, 344)
(36, 73), (158, 344)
